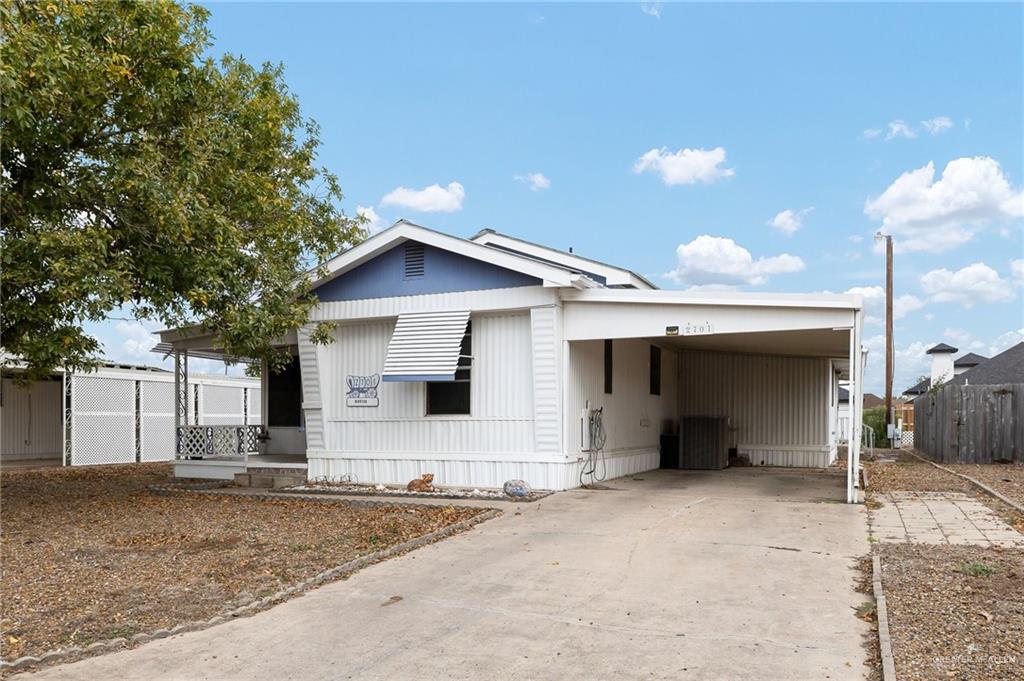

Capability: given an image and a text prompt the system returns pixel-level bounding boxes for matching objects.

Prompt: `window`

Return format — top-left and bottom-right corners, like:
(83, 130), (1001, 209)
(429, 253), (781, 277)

(426, 321), (471, 414)
(404, 243), (425, 278)
(604, 339), (613, 394)
(650, 345), (661, 396)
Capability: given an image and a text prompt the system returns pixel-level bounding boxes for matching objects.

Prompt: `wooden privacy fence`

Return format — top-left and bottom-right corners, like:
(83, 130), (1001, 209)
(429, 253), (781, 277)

(914, 383), (1023, 464)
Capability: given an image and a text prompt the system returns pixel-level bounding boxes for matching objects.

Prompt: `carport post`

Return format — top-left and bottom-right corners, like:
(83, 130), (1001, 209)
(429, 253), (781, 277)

(847, 311), (864, 503)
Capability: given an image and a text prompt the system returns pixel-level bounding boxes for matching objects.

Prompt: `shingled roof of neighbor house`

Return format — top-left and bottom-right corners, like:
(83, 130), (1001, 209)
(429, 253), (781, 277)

(947, 342), (1024, 386)
(837, 388), (885, 408)
(953, 352), (988, 368)
(926, 342), (958, 354)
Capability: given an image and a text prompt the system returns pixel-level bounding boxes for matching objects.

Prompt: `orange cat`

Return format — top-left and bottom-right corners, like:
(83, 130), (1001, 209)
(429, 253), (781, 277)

(407, 473), (435, 492)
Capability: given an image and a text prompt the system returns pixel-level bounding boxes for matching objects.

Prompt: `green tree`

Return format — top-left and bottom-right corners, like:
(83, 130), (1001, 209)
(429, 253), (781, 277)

(1, 0), (363, 380)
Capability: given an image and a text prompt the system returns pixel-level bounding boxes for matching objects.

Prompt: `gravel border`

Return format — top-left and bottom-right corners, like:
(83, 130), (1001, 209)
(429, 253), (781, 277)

(872, 554), (898, 681)
(1, 492), (500, 674)
(276, 485), (553, 503)
(906, 451), (1024, 515)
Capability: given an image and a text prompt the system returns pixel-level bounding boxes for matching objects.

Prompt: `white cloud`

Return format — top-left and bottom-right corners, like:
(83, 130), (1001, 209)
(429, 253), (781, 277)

(942, 328), (987, 352)
(114, 321), (158, 361)
(381, 181), (465, 213)
(886, 120), (917, 140)
(514, 172), (551, 192)
(861, 128), (883, 140)
(1011, 259), (1024, 287)
(633, 147), (735, 186)
(356, 205), (387, 235)
(848, 234), (865, 243)
(989, 328), (1024, 355)
(863, 335), (932, 395)
(919, 262), (1017, 307)
(864, 156), (1024, 252)
(664, 235), (804, 286)
(767, 207), (813, 236)
(921, 116), (953, 135)
(640, 1), (662, 18)
(845, 286), (925, 324)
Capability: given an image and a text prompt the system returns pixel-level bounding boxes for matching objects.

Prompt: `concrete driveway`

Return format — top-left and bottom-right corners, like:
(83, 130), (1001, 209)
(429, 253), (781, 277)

(33, 469), (870, 681)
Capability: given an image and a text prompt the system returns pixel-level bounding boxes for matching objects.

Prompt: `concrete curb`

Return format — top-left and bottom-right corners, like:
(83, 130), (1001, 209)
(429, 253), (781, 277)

(872, 554), (898, 681)
(0, 505), (500, 674)
(906, 451), (1024, 515)
(150, 484), (503, 511)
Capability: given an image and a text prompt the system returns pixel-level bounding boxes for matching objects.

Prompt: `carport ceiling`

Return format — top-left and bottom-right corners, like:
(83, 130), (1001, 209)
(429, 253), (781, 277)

(657, 328), (850, 358)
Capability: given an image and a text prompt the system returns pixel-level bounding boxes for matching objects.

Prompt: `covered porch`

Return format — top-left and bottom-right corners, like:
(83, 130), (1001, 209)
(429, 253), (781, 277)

(153, 328), (309, 483)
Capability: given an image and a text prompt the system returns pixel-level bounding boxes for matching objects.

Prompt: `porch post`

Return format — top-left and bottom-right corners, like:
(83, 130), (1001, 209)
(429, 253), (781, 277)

(174, 349), (189, 457)
(260, 357), (269, 456)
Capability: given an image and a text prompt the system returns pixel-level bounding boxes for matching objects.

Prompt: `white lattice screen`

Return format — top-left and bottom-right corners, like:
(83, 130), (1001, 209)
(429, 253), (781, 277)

(71, 375), (135, 465)
(247, 388), (262, 424)
(140, 381), (175, 461)
(201, 384), (245, 425)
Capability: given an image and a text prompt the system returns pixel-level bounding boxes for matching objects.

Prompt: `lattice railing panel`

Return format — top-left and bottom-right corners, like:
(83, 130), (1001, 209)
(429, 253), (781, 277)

(176, 425), (263, 459)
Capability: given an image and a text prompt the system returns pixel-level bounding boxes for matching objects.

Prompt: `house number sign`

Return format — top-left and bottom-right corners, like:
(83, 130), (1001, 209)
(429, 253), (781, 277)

(346, 374), (380, 407)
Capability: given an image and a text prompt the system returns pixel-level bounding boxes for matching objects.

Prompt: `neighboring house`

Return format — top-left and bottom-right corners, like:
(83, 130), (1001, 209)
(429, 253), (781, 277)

(156, 221), (868, 501)
(913, 342), (1024, 463)
(0, 361), (258, 469)
(902, 344), (996, 402)
(946, 342), (1024, 386)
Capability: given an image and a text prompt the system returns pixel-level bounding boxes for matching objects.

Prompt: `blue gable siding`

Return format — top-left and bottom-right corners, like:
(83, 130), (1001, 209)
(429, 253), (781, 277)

(313, 241), (543, 302)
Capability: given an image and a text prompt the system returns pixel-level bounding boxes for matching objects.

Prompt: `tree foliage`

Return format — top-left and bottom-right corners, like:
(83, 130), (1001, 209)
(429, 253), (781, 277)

(1, 0), (363, 380)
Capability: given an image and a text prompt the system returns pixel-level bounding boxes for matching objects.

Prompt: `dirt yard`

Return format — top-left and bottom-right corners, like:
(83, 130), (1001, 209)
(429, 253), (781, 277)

(866, 453), (1024, 680)
(0, 464), (487, 662)
(878, 544), (1024, 681)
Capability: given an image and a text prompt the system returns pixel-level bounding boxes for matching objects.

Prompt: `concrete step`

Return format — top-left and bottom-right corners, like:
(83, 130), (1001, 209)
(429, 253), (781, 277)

(234, 470), (306, 489)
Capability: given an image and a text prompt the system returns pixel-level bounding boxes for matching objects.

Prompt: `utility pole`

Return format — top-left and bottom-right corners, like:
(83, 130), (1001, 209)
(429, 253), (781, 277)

(877, 232), (894, 434)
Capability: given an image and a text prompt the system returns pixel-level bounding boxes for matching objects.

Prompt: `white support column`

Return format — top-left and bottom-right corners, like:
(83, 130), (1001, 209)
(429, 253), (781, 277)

(848, 310), (864, 503)
(847, 331), (855, 502)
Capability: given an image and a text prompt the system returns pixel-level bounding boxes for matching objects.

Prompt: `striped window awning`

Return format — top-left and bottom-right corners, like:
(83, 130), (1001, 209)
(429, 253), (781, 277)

(382, 310), (471, 382)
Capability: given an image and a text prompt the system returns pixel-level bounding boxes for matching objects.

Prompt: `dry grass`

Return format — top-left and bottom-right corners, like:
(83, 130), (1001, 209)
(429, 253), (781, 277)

(0, 464), (486, 661)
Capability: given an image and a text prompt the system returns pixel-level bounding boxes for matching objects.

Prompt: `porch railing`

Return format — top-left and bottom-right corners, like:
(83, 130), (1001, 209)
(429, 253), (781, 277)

(176, 425), (264, 459)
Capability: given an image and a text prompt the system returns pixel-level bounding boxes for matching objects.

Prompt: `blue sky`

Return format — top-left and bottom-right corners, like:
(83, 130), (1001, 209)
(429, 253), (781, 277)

(90, 2), (1024, 394)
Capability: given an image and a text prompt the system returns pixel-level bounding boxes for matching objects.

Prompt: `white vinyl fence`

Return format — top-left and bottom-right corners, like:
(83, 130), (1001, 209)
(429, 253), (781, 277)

(65, 371), (259, 466)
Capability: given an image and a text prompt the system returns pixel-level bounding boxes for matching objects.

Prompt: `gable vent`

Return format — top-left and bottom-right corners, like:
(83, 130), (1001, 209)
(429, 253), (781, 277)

(404, 244), (425, 278)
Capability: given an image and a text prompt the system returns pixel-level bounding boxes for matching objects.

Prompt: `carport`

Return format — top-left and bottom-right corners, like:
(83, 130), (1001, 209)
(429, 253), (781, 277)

(560, 288), (865, 503)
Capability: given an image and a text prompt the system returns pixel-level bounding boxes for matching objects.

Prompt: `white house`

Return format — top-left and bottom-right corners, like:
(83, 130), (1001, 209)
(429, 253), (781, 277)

(156, 221), (867, 502)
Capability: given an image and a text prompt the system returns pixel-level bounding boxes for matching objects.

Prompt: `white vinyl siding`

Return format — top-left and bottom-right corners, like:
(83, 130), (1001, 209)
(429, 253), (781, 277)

(678, 350), (831, 467)
(319, 311), (534, 456)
